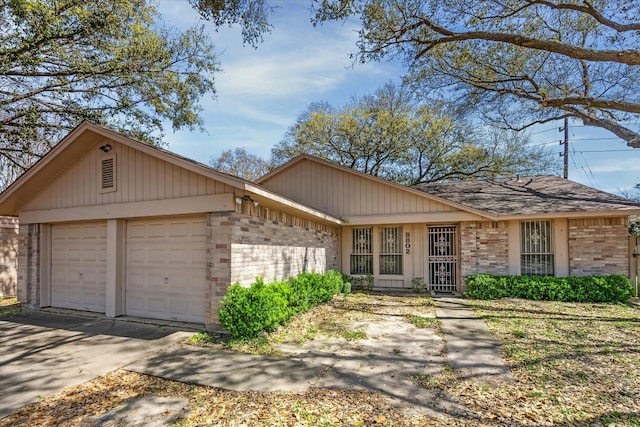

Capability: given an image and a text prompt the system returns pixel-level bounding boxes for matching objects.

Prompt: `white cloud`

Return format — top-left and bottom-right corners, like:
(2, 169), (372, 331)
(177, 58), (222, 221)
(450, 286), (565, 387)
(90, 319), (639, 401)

(211, 12), (366, 100)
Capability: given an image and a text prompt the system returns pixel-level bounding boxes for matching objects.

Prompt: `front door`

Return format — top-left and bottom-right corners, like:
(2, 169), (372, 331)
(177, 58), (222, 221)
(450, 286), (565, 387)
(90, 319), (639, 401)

(427, 226), (458, 293)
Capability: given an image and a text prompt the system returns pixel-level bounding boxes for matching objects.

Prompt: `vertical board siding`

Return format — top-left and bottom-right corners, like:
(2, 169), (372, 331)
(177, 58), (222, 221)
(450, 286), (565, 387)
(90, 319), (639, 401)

(261, 159), (460, 218)
(23, 140), (235, 211)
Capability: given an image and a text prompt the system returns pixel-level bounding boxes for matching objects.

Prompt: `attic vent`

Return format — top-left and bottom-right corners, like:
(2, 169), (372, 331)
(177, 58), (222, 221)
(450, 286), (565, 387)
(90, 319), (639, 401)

(100, 154), (116, 193)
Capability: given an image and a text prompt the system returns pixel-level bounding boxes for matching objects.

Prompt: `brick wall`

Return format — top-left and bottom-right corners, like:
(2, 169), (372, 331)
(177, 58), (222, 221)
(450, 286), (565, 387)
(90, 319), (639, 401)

(207, 206), (339, 329)
(569, 217), (629, 276)
(0, 217), (18, 297)
(459, 221), (477, 286)
(17, 223), (41, 306)
(459, 221), (509, 292)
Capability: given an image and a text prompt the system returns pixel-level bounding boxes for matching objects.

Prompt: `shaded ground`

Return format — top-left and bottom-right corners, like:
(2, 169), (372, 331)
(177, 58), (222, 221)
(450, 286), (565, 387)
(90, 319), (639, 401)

(1, 294), (639, 426)
(0, 311), (192, 419)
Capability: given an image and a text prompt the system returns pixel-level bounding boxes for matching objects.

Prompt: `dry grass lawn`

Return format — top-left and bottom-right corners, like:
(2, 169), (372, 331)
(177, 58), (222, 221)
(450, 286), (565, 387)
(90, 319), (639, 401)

(1, 294), (639, 426)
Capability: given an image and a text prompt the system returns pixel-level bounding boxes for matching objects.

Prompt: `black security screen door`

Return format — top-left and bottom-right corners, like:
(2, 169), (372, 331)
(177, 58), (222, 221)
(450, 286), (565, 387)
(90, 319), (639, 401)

(427, 226), (458, 292)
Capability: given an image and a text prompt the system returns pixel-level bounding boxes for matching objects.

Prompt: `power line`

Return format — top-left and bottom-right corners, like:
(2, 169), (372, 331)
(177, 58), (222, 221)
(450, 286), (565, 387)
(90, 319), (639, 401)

(567, 130), (596, 187)
(573, 149), (640, 153)
(529, 127), (561, 136)
(569, 137), (628, 142)
(560, 117), (569, 179)
(528, 139), (564, 147)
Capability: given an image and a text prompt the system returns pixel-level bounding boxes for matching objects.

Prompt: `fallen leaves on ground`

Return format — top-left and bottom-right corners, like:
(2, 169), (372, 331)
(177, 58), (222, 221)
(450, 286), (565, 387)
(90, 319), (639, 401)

(0, 297), (18, 306)
(2, 295), (639, 426)
(460, 298), (640, 426)
(0, 370), (437, 427)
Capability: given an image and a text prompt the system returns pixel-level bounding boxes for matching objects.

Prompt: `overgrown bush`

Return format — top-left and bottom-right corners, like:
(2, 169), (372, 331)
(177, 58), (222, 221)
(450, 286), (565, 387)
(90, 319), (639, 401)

(219, 271), (347, 339)
(218, 278), (291, 339)
(465, 274), (633, 303)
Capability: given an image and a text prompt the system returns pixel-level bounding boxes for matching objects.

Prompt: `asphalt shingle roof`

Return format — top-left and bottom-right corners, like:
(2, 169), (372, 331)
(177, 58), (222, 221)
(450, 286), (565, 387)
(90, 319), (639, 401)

(413, 175), (640, 216)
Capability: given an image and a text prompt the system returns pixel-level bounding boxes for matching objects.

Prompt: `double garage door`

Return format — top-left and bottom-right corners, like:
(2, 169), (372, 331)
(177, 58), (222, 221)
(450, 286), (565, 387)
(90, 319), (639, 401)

(50, 216), (208, 323)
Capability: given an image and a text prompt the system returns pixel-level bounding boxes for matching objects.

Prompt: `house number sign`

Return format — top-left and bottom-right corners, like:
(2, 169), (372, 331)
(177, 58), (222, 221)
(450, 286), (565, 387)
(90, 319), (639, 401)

(405, 232), (411, 254)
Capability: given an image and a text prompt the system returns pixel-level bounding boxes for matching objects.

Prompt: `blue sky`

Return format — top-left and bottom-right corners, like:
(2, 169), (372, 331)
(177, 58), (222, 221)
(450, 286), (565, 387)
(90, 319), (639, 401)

(158, 0), (640, 197)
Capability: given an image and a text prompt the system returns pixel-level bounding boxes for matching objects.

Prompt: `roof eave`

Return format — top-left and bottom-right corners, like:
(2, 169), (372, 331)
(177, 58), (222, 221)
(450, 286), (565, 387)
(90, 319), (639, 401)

(496, 208), (640, 221)
(244, 184), (344, 225)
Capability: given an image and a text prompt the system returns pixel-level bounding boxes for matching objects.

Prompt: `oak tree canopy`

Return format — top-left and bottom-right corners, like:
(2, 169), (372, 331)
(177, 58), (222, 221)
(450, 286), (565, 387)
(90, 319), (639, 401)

(271, 83), (555, 185)
(0, 0), (219, 189)
(310, 0), (640, 148)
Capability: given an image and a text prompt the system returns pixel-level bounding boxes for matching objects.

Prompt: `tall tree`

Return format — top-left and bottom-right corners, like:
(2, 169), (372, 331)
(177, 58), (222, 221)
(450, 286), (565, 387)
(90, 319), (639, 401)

(210, 147), (270, 180)
(188, 0), (274, 47)
(271, 82), (555, 185)
(311, 0), (640, 148)
(0, 0), (219, 189)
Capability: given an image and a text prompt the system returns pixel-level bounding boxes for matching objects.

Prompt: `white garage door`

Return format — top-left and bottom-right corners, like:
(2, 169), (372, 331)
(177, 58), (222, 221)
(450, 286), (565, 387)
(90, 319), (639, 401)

(125, 215), (208, 323)
(51, 222), (107, 312)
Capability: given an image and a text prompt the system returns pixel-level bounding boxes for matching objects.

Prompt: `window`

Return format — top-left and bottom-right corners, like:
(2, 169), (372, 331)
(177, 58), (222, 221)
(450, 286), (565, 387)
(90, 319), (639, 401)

(520, 221), (554, 276)
(350, 228), (372, 274)
(380, 226), (402, 275)
(100, 154), (116, 193)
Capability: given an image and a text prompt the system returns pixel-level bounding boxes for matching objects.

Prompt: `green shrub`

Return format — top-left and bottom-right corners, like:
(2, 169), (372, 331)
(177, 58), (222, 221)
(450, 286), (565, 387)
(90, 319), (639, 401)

(219, 271), (347, 339)
(342, 281), (352, 294)
(465, 274), (510, 300)
(218, 279), (290, 339)
(287, 274), (313, 315)
(465, 274), (632, 303)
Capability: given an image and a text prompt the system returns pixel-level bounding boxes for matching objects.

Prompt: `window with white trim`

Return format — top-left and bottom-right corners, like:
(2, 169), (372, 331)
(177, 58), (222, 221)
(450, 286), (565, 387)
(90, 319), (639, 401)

(380, 226), (403, 275)
(350, 228), (373, 275)
(520, 220), (554, 276)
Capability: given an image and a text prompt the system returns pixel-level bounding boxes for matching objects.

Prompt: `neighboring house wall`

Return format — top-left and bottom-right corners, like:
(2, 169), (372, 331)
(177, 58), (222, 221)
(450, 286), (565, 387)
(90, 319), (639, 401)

(459, 221), (510, 292)
(631, 235), (639, 295)
(0, 217), (18, 297)
(207, 205), (340, 328)
(569, 217), (630, 276)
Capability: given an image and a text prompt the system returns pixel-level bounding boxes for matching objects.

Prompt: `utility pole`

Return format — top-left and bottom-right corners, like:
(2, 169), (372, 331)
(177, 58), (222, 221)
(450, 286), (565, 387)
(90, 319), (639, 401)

(559, 117), (569, 179)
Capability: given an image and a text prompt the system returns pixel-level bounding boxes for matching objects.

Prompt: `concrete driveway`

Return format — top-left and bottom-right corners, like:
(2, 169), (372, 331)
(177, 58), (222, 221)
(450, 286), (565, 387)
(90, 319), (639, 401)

(0, 310), (193, 419)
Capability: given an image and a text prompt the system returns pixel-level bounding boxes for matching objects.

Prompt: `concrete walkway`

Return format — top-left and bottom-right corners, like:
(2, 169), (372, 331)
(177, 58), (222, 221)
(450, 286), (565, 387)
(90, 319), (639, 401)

(433, 296), (513, 384)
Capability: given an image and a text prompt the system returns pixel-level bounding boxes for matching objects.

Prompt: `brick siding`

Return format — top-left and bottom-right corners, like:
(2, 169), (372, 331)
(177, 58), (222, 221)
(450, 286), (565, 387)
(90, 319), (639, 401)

(459, 221), (509, 292)
(17, 224), (40, 306)
(569, 217), (629, 276)
(207, 205), (339, 328)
